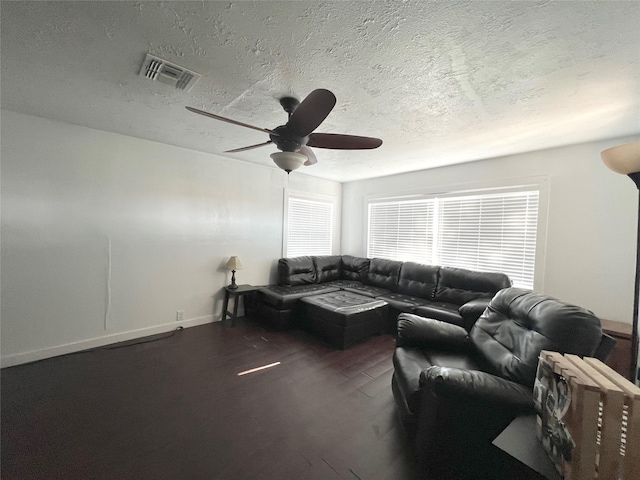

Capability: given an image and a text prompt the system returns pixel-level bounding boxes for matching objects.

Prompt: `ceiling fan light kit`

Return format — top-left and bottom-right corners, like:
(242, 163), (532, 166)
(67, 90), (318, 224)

(270, 152), (307, 173)
(186, 88), (382, 174)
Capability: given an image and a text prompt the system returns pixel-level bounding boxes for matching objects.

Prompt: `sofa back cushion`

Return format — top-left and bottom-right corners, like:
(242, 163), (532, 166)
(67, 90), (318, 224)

(340, 255), (370, 282)
(365, 258), (403, 290)
(471, 288), (603, 388)
(278, 256), (316, 286)
(434, 267), (512, 305)
(397, 262), (440, 299)
(313, 256), (342, 283)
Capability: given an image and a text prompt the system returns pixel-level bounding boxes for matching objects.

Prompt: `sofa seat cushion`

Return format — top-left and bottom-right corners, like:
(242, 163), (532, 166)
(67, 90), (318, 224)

(376, 292), (432, 314)
(258, 284), (340, 310)
(423, 350), (485, 371)
(414, 302), (464, 327)
(342, 284), (392, 298)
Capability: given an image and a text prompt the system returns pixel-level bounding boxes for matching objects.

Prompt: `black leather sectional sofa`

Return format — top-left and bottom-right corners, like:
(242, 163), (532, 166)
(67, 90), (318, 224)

(254, 255), (512, 334)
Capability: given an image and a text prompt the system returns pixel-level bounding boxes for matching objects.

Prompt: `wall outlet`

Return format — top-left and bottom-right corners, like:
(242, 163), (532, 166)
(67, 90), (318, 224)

(176, 310), (185, 322)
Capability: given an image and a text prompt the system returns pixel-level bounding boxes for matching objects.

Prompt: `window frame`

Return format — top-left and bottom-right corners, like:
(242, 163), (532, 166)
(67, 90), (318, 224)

(365, 177), (549, 291)
(283, 190), (337, 258)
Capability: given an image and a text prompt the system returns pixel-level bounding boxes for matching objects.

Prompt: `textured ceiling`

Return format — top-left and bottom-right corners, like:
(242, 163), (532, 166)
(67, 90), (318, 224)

(2, 1), (639, 182)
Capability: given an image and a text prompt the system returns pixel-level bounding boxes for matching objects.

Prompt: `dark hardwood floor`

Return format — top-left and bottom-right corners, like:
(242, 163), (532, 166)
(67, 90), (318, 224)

(1, 318), (421, 479)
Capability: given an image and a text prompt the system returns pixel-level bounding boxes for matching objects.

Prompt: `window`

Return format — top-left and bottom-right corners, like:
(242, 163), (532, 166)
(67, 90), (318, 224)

(368, 199), (434, 264)
(367, 187), (540, 289)
(284, 192), (335, 257)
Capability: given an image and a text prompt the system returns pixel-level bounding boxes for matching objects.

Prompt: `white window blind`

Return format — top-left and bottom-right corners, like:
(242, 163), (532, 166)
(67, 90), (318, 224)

(286, 196), (334, 257)
(368, 199), (434, 264)
(367, 188), (540, 289)
(435, 190), (539, 289)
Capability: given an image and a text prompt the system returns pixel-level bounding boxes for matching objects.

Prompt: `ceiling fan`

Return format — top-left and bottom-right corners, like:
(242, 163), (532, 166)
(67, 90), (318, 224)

(186, 89), (382, 173)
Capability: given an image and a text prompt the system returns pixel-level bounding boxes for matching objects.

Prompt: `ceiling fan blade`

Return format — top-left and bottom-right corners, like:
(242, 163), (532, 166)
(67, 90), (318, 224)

(307, 133), (383, 150)
(186, 106), (277, 135)
(225, 141), (273, 153)
(299, 145), (317, 166)
(286, 89), (336, 137)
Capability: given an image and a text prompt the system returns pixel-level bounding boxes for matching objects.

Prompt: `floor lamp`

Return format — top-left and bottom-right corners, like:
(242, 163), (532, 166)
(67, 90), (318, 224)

(602, 140), (640, 382)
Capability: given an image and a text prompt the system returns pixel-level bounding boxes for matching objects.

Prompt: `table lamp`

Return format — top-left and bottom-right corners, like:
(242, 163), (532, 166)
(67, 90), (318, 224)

(602, 140), (640, 382)
(224, 256), (243, 289)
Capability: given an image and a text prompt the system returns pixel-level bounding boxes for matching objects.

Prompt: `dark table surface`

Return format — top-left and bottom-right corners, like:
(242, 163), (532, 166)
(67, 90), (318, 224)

(492, 414), (562, 480)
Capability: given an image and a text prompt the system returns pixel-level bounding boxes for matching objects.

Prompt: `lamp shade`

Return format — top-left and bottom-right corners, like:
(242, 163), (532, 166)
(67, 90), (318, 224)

(601, 141), (640, 175)
(271, 151), (307, 173)
(224, 256), (243, 271)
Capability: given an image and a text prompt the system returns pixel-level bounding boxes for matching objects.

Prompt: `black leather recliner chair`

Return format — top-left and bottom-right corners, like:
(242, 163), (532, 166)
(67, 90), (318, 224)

(391, 287), (615, 478)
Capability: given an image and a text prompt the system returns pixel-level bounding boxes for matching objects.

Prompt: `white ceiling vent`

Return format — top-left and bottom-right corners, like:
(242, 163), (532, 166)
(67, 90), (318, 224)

(139, 54), (200, 92)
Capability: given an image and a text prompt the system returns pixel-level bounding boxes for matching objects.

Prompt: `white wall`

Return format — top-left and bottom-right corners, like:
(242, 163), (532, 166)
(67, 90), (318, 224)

(3, 109), (637, 367)
(1, 110), (341, 366)
(342, 137), (639, 325)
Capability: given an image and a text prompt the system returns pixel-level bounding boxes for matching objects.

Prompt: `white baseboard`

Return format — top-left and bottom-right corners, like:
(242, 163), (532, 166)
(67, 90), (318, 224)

(1, 315), (219, 368)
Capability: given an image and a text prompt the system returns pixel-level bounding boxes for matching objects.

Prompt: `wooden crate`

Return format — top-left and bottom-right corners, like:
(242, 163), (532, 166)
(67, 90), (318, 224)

(535, 351), (640, 480)
(565, 355), (625, 479)
(584, 357), (640, 480)
(538, 351), (600, 479)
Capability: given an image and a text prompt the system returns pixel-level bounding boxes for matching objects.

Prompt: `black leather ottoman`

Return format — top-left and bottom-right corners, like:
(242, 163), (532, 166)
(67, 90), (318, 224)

(300, 291), (389, 349)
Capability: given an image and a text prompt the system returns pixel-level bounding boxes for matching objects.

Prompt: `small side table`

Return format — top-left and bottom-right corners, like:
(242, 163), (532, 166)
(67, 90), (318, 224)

(492, 414), (562, 480)
(600, 318), (634, 379)
(222, 284), (259, 326)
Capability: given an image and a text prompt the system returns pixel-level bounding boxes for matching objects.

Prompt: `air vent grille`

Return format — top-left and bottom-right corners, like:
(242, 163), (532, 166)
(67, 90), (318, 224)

(138, 54), (200, 92)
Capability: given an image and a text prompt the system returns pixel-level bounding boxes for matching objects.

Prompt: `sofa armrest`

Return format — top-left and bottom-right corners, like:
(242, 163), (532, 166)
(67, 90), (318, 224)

(458, 297), (491, 331)
(396, 313), (470, 350)
(419, 365), (534, 410)
(414, 366), (535, 476)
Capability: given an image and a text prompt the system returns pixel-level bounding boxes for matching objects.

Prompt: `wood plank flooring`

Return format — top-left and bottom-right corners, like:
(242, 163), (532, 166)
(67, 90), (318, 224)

(1, 318), (421, 479)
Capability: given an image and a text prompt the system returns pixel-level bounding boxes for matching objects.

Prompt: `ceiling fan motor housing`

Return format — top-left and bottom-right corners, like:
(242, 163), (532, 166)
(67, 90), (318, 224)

(279, 96), (300, 115)
(270, 125), (308, 152)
